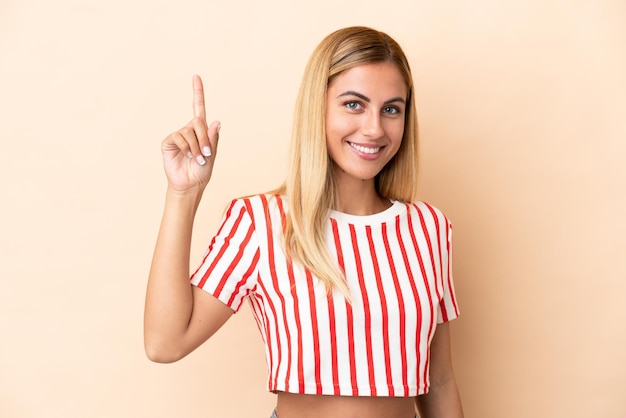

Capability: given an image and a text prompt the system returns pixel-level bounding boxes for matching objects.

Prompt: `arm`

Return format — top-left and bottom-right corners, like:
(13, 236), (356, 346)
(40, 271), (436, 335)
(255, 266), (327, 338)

(415, 322), (464, 418)
(143, 76), (233, 363)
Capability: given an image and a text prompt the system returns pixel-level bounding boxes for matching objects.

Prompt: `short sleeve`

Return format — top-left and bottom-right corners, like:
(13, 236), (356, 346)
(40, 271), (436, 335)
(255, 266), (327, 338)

(190, 199), (260, 312)
(437, 220), (460, 323)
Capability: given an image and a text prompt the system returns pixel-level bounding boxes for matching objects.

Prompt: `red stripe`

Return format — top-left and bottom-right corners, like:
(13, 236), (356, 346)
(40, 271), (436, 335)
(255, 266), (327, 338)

(306, 270), (322, 394)
(421, 203), (443, 303)
(416, 205), (441, 328)
(276, 196), (305, 393)
(227, 249), (260, 309)
(197, 205), (248, 289)
(324, 218), (339, 393)
(436, 217), (459, 318)
(327, 293), (339, 394)
(445, 222), (459, 316)
(401, 205), (426, 391)
(249, 293), (266, 338)
(190, 200), (238, 279)
(211, 223), (255, 297)
(257, 278), (280, 390)
(291, 260), (304, 393)
(249, 292), (273, 389)
(383, 220), (409, 395)
(349, 224), (377, 396)
(421, 204), (459, 320)
(260, 194), (293, 391)
(344, 300), (357, 395)
(411, 203), (436, 390)
(365, 225), (394, 396)
(330, 219), (358, 395)
(425, 204), (443, 282)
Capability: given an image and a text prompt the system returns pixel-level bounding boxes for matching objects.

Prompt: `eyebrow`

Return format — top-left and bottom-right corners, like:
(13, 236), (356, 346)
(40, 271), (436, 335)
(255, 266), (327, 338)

(337, 90), (406, 105)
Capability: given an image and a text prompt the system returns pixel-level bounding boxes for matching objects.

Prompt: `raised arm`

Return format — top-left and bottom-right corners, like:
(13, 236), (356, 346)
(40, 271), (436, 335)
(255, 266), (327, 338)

(415, 322), (464, 418)
(144, 75), (233, 363)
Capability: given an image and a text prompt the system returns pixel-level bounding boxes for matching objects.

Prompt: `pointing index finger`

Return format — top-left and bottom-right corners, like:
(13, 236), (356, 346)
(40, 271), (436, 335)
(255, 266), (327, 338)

(192, 74), (206, 120)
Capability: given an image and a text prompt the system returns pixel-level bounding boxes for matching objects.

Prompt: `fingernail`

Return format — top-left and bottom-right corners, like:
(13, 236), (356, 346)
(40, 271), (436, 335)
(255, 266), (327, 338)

(202, 146), (212, 157)
(216, 122), (221, 133)
(196, 155), (206, 165)
(187, 152), (193, 159)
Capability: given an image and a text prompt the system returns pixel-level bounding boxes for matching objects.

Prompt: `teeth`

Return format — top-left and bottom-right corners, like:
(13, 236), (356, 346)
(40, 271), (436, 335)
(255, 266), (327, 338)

(350, 143), (381, 154)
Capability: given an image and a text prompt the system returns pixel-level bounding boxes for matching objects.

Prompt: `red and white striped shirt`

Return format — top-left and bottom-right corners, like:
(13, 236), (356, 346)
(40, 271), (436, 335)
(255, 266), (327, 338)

(190, 194), (459, 397)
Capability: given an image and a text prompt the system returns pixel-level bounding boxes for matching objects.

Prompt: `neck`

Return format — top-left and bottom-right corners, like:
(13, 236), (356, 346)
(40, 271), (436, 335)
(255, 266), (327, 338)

(332, 178), (391, 216)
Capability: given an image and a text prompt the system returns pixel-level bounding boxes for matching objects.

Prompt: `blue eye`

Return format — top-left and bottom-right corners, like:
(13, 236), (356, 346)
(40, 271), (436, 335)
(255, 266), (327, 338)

(344, 101), (362, 111)
(383, 106), (400, 115)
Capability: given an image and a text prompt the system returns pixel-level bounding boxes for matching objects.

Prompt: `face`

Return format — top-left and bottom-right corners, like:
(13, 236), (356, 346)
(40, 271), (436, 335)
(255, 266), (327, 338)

(325, 61), (408, 188)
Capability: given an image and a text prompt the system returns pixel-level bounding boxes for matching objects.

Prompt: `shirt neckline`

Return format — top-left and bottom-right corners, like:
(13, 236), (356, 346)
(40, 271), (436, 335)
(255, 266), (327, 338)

(329, 200), (406, 225)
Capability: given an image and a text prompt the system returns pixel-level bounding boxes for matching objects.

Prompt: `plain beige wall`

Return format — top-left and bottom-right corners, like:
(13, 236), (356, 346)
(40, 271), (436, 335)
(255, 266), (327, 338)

(1, 0), (625, 417)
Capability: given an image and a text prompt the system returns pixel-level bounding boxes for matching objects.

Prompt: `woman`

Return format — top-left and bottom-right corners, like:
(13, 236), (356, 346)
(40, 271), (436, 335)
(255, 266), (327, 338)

(144, 26), (464, 418)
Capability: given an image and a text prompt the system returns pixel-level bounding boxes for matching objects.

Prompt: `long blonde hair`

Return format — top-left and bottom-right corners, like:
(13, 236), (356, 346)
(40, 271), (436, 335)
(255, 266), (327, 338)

(276, 26), (419, 296)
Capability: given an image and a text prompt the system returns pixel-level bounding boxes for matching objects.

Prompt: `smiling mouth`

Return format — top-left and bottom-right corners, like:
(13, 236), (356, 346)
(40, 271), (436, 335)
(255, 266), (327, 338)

(349, 142), (382, 154)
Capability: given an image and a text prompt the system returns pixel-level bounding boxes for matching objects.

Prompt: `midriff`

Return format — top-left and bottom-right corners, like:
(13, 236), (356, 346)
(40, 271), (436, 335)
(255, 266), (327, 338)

(275, 392), (416, 418)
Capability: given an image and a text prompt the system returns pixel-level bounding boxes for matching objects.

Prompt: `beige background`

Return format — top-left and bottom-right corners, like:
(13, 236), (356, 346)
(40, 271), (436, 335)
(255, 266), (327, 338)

(1, 0), (625, 417)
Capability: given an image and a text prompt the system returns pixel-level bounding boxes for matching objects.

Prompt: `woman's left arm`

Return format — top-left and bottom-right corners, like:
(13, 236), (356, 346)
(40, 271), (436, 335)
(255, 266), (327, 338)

(415, 322), (464, 418)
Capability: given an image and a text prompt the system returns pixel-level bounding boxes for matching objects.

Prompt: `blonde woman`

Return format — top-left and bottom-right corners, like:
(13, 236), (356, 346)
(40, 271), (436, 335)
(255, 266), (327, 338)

(144, 26), (464, 418)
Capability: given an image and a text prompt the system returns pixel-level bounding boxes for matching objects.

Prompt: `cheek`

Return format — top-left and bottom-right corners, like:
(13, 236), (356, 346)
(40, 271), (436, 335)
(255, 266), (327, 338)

(326, 112), (358, 138)
(386, 121), (405, 142)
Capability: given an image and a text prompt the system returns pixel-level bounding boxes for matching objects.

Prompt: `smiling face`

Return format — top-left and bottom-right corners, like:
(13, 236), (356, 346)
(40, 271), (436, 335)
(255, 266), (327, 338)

(325, 61), (408, 191)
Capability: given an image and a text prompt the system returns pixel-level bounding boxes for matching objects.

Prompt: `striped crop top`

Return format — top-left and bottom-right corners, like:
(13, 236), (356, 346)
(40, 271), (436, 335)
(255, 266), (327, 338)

(190, 194), (459, 397)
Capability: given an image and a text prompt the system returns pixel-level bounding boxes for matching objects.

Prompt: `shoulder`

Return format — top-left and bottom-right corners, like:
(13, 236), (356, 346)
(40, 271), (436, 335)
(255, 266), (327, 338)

(224, 193), (288, 222)
(402, 200), (450, 222)
(401, 201), (453, 241)
(227, 193), (287, 210)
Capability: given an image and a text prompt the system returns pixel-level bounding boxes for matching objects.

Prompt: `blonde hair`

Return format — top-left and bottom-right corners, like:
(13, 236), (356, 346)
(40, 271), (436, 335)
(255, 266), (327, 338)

(276, 26), (419, 297)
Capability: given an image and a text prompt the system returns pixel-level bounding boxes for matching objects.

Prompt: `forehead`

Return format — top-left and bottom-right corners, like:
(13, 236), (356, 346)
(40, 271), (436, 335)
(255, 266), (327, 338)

(328, 62), (408, 97)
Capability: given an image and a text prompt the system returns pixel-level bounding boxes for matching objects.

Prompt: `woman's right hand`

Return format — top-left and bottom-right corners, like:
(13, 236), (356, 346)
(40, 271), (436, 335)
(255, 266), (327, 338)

(161, 75), (221, 192)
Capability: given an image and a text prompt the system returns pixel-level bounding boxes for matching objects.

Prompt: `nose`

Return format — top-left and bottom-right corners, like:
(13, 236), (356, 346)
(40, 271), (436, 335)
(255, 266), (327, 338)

(361, 111), (384, 138)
